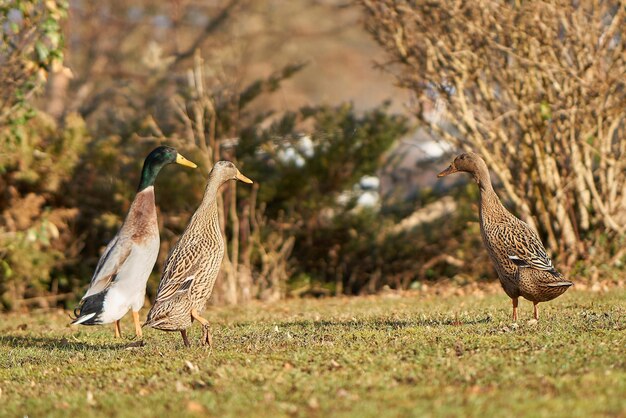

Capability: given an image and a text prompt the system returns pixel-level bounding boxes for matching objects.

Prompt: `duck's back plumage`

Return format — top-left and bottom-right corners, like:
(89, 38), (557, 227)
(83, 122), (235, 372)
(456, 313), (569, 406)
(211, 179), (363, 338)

(480, 198), (572, 301)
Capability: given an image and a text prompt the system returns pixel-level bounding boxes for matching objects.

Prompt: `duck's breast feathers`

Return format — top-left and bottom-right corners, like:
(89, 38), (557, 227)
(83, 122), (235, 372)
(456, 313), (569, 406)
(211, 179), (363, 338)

(125, 186), (159, 244)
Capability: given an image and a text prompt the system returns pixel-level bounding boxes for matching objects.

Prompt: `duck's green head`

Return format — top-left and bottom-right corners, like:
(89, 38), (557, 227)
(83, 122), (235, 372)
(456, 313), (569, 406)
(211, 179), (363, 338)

(138, 146), (197, 191)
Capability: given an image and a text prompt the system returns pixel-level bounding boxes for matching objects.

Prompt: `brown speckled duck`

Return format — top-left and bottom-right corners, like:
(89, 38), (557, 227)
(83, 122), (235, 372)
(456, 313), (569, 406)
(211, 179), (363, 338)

(438, 152), (573, 321)
(144, 161), (253, 347)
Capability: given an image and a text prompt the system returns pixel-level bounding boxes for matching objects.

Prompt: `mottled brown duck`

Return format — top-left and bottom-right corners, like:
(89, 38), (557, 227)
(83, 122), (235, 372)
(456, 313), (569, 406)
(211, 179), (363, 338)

(438, 152), (573, 321)
(144, 161), (253, 347)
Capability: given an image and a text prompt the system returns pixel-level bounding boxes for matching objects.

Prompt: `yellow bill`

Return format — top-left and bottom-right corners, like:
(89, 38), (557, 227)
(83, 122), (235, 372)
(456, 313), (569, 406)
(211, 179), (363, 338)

(236, 170), (253, 184)
(176, 153), (197, 168)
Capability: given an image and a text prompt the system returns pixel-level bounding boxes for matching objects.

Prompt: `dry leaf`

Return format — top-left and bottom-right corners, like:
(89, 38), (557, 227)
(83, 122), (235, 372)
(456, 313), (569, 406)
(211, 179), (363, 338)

(184, 360), (199, 373)
(307, 397), (320, 410)
(336, 388), (349, 398)
(55, 401), (69, 409)
(187, 401), (205, 413)
(86, 391), (96, 406)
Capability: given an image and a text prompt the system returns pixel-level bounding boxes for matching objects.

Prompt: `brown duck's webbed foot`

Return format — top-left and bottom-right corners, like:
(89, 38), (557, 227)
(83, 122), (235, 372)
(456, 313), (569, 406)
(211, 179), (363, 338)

(114, 320), (122, 338)
(181, 329), (191, 347)
(132, 311), (143, 339)
(533, 302), (539, 320)
(512, 298), (519, 322)
(191, 308), (213, 348)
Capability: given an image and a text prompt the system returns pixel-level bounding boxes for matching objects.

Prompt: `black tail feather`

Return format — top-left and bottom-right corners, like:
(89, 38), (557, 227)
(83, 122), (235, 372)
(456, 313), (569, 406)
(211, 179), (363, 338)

(69, 303), (83, 321)
(71, 291), (107, 325)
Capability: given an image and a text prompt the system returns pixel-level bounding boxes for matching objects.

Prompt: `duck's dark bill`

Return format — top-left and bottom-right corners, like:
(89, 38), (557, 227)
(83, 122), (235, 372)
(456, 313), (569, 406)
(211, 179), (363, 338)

(437, 164), (457, 177)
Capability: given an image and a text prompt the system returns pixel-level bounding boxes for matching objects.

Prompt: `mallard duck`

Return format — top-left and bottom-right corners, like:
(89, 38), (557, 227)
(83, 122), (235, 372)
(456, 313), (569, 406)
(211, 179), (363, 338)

(143, 161), (253, 347)
(72, 146), (197, 338)
(437, 152), (573, 321)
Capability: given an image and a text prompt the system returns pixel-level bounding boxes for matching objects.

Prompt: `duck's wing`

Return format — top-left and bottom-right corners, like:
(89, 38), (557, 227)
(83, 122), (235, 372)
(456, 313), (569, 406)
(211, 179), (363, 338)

(494, 220), (556, 273)
(153, 245), (201, 303)
(82, 235), (132, 298)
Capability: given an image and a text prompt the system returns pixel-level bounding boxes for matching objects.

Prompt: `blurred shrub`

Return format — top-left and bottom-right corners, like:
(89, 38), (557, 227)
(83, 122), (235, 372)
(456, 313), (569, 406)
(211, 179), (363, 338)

(240, 102), (408, 218)
(239, 103), (498, 295)
(0, 0), (68, 132)
(237, 102), (411, 296)
(287, 183), (493, 295)
(0, 113), (88, 310)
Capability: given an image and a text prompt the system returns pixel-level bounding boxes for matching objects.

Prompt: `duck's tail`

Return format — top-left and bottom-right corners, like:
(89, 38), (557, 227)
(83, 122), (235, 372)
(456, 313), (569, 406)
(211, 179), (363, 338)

(70, 291), (107, 325)
(546, 281), (574, 288)
(142, 312), (170, 329)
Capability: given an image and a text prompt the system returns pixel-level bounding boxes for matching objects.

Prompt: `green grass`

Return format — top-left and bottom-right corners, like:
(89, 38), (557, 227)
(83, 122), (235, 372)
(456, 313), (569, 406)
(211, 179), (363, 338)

(1, 288), (625, 418)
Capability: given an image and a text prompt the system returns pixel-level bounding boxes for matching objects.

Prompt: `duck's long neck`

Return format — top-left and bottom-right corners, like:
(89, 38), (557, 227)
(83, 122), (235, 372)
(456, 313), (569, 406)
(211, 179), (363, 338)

(138, 160), (167, 192)
(476, 166), (509, 223)
(190, 175), (223, 233)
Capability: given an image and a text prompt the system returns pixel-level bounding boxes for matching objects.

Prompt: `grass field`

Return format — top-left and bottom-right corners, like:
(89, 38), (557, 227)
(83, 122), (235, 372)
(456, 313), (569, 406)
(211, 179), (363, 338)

(1, 287), (625, 418)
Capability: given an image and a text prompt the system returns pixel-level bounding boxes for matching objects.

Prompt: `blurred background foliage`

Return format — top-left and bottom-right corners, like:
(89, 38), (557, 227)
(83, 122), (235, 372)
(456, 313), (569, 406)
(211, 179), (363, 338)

(1, 0), (624, 311)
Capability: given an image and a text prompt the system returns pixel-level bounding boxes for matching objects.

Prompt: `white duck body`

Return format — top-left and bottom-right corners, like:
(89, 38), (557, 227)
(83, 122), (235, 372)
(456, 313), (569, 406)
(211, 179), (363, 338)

(73, 186), (160, 325)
